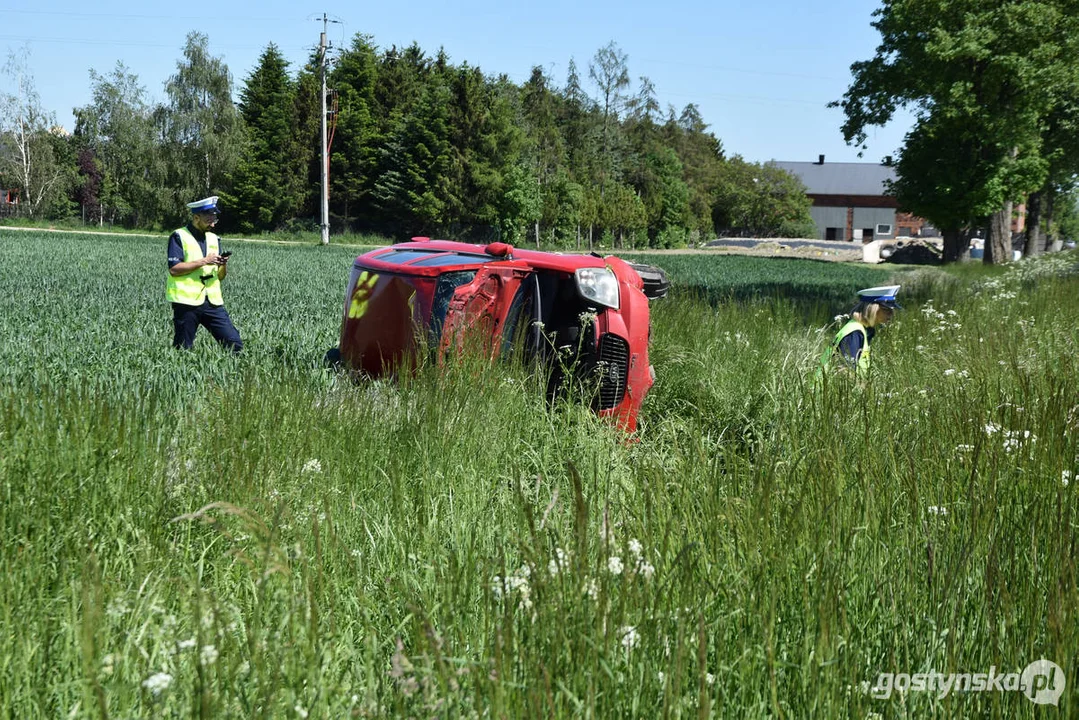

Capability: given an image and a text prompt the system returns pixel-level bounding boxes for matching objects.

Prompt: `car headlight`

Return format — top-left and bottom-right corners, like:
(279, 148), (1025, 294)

(575, 267), (620, 309)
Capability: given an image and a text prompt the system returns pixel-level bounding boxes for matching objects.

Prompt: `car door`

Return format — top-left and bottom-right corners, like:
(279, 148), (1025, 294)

(439, 264), (529, 359)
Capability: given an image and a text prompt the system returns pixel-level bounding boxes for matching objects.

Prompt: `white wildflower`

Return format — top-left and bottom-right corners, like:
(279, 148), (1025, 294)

(946, 310), (958, 316)
(657, 671), (665, 683)
(943, 369), (956, 377)
(294, 704), (308, 719)
(494, 567), (533, 610)
(706, 672), (715, 685)
(834, 314), (846, 323)
(176, 638), (196, 651)
(915, 345), (926, 352)
(100, 654), (115, 677)
(106, 597), (129, 619)
(142, 672), (173, 695)
(548, 548), (568, 576)
(583, 579), (599, 600)
(620, 625), (640, 651)
(301, 458), (322, 474)
(200, 645), (219, 666)
(955, 444), (974, 453)
(607, 556), (624, 576)
(628, 538), (643, 559)
(636, 561), (656, 580)
(984, 423), (1000, 435)
(927, 506), (948, 517)
(1062, 471), (1072, 487)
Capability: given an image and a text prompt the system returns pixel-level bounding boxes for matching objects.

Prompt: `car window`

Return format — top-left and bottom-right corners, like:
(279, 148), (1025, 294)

(373, 249), (441, 263)
(412, 253), (494, 267)
(428, 270), (477, 343)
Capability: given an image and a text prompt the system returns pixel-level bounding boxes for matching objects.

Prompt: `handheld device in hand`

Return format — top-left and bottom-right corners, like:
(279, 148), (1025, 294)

(220, 251), (233, 259)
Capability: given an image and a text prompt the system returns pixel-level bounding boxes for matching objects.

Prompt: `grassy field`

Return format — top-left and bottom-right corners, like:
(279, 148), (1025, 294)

(1, 230), (1076, 718)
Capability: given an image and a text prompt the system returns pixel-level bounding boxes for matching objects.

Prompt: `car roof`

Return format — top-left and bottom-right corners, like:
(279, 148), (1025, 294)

(354, 240), (610, 275)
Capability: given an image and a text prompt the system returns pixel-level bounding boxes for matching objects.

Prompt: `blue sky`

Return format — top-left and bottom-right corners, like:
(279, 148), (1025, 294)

(1, 0), (914, 164)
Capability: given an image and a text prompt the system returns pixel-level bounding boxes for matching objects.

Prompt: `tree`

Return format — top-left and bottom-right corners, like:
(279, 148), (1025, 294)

(75, 147), (103, 224)
(0, 49), (67, 217)
(329, 34), (381, 230)
(834, 0), (1079, 263)
(227, 43), (301, 232)
(161, 32), (242, 223)
(588, 42), (630, 196)
(75, 63), (165, 228)
(712, 158), (815, 238)
(444, 64), (522, 239)
(522, 66), (567, 235)
(499, 162), (542, 244)
(1054, 186), (1079, 242)
(887, 112), (1040, 262)
(371, 80), (453, 235)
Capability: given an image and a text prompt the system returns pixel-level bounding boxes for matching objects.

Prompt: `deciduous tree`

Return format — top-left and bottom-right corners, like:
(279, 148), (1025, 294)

(0, 49), (67, 217)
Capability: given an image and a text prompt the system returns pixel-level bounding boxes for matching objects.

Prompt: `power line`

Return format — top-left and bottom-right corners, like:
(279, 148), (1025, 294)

(0, 34), (307, 53)
(1, 9), (300, 22)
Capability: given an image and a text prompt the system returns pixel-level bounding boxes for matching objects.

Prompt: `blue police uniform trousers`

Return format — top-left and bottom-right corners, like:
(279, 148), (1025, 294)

(172, 299), (243, 352)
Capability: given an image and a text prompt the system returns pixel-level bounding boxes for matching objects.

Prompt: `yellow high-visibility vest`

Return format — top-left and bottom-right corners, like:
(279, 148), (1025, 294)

(166, 227), (223, 306)
(820, 319), (871, 375)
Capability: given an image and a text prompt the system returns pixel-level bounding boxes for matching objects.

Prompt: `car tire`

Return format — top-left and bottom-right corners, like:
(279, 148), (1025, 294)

(628, 263), (670, 299)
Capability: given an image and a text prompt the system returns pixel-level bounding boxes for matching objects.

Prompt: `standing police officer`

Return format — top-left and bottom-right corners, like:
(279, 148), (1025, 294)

(166, 196), (243, 352)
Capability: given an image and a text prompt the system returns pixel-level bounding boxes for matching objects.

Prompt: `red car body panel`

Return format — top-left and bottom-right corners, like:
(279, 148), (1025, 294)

(336, 240), (659, 432)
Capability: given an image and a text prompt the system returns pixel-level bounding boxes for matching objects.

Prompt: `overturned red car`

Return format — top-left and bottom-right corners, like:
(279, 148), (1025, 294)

(327, 239), (668, 432)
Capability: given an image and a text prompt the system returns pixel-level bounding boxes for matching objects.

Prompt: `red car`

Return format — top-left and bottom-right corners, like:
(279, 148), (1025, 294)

(327, 239), (668, 432)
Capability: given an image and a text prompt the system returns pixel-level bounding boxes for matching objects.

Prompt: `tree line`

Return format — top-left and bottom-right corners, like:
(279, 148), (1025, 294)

(0, 33), (817, 248)
(835, 0), (1079, 262)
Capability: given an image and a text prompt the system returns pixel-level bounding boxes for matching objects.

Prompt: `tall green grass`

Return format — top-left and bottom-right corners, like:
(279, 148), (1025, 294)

(0, 230), (1076, 717)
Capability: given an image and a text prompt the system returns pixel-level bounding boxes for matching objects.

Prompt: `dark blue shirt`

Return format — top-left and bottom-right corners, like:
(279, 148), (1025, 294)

(167, 224), (222, 268)
(837, 325), (875, 366)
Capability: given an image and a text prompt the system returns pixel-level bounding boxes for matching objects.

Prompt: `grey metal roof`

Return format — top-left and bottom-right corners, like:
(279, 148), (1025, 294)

(769, 161), (896, 196)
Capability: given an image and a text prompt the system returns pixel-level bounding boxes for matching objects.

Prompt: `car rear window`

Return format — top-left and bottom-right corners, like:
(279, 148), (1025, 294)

(411, 253), (494, 267)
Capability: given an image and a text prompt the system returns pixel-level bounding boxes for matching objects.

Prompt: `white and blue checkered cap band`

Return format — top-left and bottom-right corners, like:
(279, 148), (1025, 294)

(857, 284), (901, 307)
(186, 196), (219, 213)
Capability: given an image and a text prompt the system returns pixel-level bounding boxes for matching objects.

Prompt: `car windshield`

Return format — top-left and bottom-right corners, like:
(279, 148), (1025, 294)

(428, 270), (477, 342)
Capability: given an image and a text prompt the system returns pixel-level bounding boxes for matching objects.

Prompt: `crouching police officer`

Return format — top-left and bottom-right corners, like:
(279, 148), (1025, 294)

(819, 285), (901, 377)
(166, 196), (243, 352)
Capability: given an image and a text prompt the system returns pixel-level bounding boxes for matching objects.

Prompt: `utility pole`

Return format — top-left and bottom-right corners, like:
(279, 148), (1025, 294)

(319, 14), (330, 245)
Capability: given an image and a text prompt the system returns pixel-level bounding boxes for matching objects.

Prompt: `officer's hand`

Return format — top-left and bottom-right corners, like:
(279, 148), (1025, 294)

(203, 253), (222, 266)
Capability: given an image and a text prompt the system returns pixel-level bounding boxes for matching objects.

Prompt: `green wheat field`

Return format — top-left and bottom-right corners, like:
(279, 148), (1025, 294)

(1, 230), (1076, 718)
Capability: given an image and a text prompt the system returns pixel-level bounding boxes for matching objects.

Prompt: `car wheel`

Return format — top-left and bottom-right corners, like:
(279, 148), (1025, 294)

(324, 346), (342, 370)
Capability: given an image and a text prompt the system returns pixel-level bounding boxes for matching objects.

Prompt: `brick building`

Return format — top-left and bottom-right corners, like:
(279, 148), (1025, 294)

(771, 156), (930, 242)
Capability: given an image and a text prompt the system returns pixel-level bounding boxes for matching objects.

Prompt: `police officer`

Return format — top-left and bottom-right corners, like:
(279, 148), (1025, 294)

(820, 285), (901, 375)
(166, 196), (243, 352)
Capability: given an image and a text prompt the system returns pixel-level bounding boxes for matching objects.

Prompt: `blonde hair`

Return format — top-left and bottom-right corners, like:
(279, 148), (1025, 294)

(851, 302), (891, 327)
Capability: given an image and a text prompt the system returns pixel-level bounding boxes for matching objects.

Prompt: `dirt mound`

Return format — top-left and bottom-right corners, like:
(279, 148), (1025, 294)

(883, 240), (942, 265)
